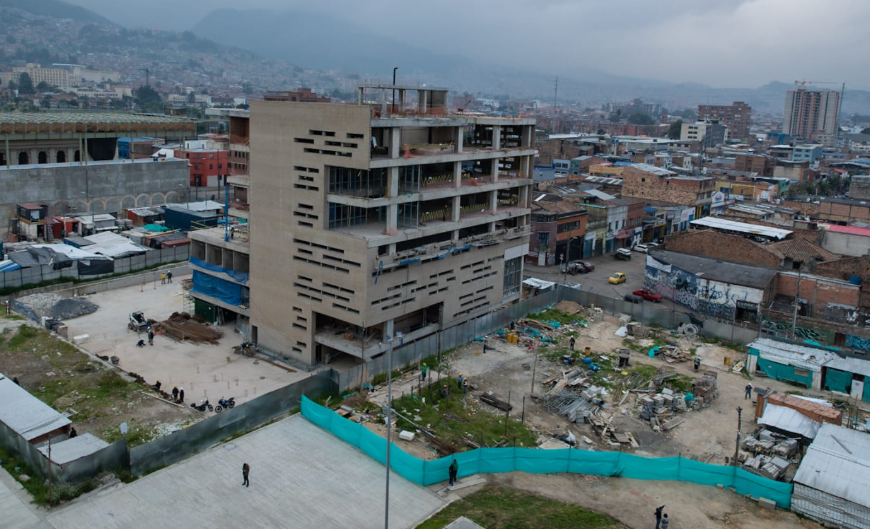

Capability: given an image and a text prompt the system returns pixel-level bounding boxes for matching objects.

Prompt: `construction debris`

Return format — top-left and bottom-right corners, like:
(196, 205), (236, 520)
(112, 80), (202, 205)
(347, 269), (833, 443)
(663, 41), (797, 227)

(154, 312), (224, 344)
(480, 393), (512, 411)
(11, 292), (99, 321)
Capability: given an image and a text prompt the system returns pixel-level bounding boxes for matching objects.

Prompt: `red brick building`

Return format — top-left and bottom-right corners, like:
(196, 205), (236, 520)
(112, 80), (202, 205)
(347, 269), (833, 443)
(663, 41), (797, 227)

(622, 163), (716, 218)
(531, 194), (587, 263)
(181, 149), (229, 187)
(698, 101), (751, 140)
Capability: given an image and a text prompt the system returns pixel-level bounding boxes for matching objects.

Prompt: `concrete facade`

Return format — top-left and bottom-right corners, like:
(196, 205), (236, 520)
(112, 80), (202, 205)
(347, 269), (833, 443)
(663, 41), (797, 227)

(784, 87), (840, 146)
(0, 159), (189, 237)
(622, 164), (715, 218)
(248, 100), (535, 365)
(698, 102), (751, 140)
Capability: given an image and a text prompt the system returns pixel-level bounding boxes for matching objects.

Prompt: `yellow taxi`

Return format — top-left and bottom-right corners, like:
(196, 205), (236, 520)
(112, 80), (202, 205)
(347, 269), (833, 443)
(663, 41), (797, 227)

(608, 272), (627, 285)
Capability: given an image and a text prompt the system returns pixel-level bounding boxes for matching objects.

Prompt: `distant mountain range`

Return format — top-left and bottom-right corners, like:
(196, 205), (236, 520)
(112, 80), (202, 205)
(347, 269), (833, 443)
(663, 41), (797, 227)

(8, 0), (870, 115)
(0, 0), (113, 25)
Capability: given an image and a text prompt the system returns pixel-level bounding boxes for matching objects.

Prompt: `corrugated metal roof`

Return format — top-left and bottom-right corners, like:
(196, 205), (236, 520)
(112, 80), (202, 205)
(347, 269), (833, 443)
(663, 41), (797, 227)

(825, 224), (870, 237)
(759, 404), (821, 438)
(0, 373), (70, 441)
(794, 423), (870, 508)
(37, 433), (108, 465)
(824, 355), (870, 378)
(748, 338), (834, 372)
(691, 217), (792, 240)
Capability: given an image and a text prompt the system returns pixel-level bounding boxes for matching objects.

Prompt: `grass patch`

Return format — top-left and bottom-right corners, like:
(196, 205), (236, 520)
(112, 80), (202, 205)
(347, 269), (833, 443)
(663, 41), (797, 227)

(2, 313), (25, 320)
(371, 369), (404, 387)
(701, 336), (747, 353)
(6, 325), (161, 447)
(0, 445), (96, 506)
(392, 380), (536, 449)
(415, 486), (626, 529)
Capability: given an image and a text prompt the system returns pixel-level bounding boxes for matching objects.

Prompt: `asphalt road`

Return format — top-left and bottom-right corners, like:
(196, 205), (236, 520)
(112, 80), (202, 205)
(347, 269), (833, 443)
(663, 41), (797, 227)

(524, 250), (684, 313)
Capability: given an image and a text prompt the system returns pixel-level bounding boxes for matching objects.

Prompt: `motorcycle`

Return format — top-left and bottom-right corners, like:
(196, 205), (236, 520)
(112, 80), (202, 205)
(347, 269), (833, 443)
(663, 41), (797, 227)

(214, 396), (236, 413)
(191, 399), (213, 412)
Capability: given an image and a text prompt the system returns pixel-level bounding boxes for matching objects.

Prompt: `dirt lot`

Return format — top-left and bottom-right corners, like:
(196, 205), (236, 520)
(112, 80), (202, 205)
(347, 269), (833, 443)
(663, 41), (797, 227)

(341, 305), (841, 528)
(0, 315), (192, 445)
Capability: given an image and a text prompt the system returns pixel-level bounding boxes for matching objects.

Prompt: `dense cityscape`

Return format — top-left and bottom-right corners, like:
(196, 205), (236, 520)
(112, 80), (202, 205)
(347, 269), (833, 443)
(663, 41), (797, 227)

(1, 1), (869, 528)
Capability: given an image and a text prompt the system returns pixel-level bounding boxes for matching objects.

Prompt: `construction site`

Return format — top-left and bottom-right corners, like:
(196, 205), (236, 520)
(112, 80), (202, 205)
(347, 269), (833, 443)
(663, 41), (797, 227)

(317, 299), (865, 528)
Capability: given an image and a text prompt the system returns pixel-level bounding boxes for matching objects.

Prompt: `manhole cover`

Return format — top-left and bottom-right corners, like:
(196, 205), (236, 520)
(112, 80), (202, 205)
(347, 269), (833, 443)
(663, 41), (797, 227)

(224, 443), (236, 450)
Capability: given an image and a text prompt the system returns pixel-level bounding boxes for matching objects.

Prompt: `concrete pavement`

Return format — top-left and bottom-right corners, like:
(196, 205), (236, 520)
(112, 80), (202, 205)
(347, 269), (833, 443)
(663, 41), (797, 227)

(44, 414), (445, 529)
(0, 467), (51, 529)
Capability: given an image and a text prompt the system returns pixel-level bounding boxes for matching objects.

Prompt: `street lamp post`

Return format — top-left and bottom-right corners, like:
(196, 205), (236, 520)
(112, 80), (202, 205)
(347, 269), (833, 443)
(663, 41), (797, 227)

(382, 330), (401, 529)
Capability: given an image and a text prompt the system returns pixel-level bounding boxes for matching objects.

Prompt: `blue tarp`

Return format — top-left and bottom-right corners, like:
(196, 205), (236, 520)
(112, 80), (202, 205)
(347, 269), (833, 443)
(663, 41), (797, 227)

(192, 270), (242, 306)
(190, 256), (249, 284)
(0, 260), (21, 272)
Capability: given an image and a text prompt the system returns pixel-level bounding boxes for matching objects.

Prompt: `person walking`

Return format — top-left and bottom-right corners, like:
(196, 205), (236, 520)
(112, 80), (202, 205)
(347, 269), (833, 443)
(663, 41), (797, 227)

(69, 427), (78, 438)
(178, 387), (185, 403)
(482, 337), (488, 354)
(12, 376), (20, 385)
(154, 380), (162, 392)
(745, 383), (753, 400)
(242, 462), (250, 487)
(448, 459), (458, 486)
(457, 373), (464, 389)
(160, 272), (166, 285)
(660, 513), (670, 529)
(463, 379), (468, 395)
(172, 386), (179, 401)
(166, 271), (173, 284)
(654, 505), (665, 529)
(421, 363), (428, 382)
(569, 337), (576, 351)
(148, 329), (154, 346)
(441, 384), (449, 399)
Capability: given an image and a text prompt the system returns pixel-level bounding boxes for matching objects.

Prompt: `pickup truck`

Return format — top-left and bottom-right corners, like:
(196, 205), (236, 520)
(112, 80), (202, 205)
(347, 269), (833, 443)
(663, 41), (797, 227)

(632, 289), (663, 302)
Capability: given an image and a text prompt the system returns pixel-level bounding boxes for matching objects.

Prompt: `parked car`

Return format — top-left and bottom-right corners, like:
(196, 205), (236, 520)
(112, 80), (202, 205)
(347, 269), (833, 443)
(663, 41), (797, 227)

(632, 289), (663, 302)
(576, 260), (595, 272)
(623, 294), (644, 304)
(647, 242), (661, 249)
(608, 272), (627, 285)
(634, 244), (650, 253)
(614, 248), (632, 261)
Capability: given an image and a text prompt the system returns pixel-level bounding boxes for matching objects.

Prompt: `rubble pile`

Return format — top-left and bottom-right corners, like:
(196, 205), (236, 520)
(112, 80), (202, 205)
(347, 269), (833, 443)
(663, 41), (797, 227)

(11, 292), (99, 321)
(739, 429), (800, 480)
(154, 312), (224, 344)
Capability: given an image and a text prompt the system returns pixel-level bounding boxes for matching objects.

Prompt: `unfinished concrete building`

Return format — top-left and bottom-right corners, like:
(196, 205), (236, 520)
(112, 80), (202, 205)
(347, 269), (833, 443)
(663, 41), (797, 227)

(248, 85), (535, 365)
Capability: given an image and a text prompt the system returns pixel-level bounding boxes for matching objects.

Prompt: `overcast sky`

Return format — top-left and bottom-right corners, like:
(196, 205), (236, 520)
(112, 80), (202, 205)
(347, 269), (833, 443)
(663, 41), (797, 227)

(69, 0), (870, 89)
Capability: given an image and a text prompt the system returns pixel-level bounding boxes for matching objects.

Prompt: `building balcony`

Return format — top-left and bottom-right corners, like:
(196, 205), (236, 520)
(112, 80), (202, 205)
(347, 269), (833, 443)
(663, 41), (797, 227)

(190, 290), (250, 317)
(327, 176), (531, 209)
(376, 225), (530, 270)
(227, 174), (250, 188)
(369, 146), (536, 169)
(314, 322), (439, 361)
(330, 206), (529, 247)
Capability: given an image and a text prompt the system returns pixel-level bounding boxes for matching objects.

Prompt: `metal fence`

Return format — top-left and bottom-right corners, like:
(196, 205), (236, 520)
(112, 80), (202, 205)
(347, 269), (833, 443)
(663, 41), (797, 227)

(336, 286), (760, 392)
(0, 245), (190, 291)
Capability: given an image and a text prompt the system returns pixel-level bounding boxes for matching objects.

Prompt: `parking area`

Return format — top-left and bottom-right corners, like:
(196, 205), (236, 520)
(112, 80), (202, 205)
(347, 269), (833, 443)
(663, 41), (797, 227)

(66, 276), (308, 408)
(524, 250), (683, 312)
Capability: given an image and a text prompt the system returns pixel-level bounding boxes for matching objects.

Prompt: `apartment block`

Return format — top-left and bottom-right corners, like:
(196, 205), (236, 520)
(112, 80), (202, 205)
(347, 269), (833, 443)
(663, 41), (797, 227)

(680, 120), (727, 149)
(206, 108), (251, 219)
(248, 85), (535, 365)
(698, 101), (751, 140)
(622, 164), (715, 219)
(783, 85), (840, 146)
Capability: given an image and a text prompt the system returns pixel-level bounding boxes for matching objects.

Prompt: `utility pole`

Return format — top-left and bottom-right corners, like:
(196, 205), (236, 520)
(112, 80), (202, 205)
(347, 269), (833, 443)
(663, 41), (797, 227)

(791, 269), (803, 340)
(733, 406), (743, 466)
(553, 77), (559, 115)
(383, 331), (401, 529)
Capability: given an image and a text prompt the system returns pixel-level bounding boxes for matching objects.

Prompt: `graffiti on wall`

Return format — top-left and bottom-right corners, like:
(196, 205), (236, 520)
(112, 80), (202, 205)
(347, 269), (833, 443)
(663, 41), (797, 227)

(644, 259), (762, 321)
(846, 334), (870, 353)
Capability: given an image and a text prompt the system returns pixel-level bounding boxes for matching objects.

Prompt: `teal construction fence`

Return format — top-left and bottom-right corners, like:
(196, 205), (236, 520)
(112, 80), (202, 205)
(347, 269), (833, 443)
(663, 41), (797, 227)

(302, 396), (793, 509)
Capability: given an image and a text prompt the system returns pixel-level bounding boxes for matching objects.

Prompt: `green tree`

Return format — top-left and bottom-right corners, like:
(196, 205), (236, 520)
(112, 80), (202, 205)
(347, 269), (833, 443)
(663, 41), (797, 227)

(134, 84), (163, 113)
(36, 81), (57, 92)
(7, 80), (17, 91)
(667, 119), (683, 139)
(17, 72), (34, 95)
(862, 127), (870, 135)
(628, 113), (655, 125)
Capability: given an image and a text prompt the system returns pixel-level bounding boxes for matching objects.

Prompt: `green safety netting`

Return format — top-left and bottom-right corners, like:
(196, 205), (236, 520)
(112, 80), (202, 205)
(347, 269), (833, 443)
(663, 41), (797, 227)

(301, 396), (792, 508)
(756, 357), (813, 388)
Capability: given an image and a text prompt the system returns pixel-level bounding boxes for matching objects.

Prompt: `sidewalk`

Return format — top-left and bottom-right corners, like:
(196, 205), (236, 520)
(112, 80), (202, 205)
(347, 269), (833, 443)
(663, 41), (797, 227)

(45, 414), (445, 529)
(0, 466), (50, 529)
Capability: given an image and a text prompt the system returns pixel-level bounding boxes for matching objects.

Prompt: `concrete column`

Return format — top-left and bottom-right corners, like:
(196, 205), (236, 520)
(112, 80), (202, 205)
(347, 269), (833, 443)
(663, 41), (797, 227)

(521, 125), (533, 148)
(489, 190), (498, 213)
(492, 125), (502, 150)
(385, 204), (398, 235)
(384, 319), (395, 341)
(31, 149), (38, 164)
(388, 243), (396, 254)
(455, 126), (464, 153)
(452, 230), (460, 241)
(520, 185), (530, 208)
(389, 127), (402, 159)
(4, 138), (10, 168)
(453, 161), (462, 189)
(452, 196), (461, 222)
(520, 155), (529, 178)
(388, 167), (399, 197)
(492, 158), (500, 183)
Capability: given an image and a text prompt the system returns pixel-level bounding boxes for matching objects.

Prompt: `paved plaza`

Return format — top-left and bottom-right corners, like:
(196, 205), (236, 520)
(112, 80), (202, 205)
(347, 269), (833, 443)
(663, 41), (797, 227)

(3, 415), (444, 529)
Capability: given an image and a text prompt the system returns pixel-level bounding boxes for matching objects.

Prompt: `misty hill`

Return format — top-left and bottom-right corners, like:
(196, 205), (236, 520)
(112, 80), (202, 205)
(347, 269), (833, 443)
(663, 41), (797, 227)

(191, 9), (472, 77)
(0, 0), (113, 25)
